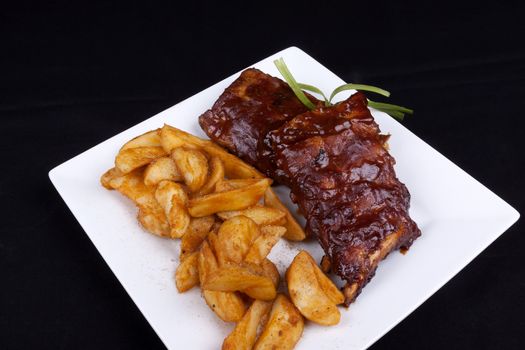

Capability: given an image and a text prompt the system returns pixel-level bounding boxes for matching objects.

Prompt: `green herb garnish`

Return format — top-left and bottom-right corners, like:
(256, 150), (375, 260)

(273, 58), (413, 121)
(274, 58), (316, 110)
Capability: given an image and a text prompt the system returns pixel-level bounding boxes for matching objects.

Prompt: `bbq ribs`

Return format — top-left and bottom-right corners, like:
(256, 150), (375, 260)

(199, 68), (421, 305)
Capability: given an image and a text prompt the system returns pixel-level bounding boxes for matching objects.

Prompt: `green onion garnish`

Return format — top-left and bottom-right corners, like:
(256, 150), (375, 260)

(273, 58), (316, 110)
(366, 100), (414, 114)
(328, 83), (390, 103)
(273, 57), (414, 121)
(297, 83), (330, 107)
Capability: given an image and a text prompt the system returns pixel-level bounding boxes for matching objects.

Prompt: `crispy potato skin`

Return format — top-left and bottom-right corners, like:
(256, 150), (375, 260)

(202, 266), (277, 301)
(120, 129), (162, 151)
(286, 251), (341, 326)
(222, 300), (272, 350)
(217, 216), (260, 264)
(144, 157), (182, 186)
(115, 146), (167, 174)
(188, 179), (271, 217)
(244, 226), (286, 265)
(254, 294), (304, 350)
(199, 242), (246, 322)
(217, 205), (286, 226)
(175, 251), (199, 292)
(180, 216), (215, 261)
(172, 148), (209, 193)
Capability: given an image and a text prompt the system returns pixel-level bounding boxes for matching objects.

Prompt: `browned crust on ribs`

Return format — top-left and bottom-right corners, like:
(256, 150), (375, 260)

(199, 70), (421, 305)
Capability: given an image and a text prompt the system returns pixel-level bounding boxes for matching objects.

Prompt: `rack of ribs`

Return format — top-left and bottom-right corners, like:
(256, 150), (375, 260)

(199, 68), (421, 305)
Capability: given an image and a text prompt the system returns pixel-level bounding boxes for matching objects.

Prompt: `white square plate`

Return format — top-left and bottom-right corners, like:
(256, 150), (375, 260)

(49, 47), (519, 349)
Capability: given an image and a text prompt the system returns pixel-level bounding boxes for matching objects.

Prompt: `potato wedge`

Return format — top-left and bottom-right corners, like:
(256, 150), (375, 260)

(217, 205), (286, 226)
(175, 251), (199, 292)
(199, 242), (246, 322)
(100, 167), (122, 189)
(108, 170), (156, 207)
(304, 253), (344, 305)
(155, 181), (190, 238)
(180, 216), (215, 261)
(188, 178), (271, 217)
(217, 216), (260, 265)
(143, 157), (182, 186)
(264, 188), (306, 241)
(171, 147), (209, 193)
(120, 129), (162, 151)
(215, 179), (260, 192)
(137, 206), (171, 237)
(159, 124), (198, 153)
(155, 180), (188, 208)
(286, 251), (340, 326)
(160, 124), (262, 179)
(244, 226), (286, 265)
(222, 300), (272, 350)
(203, 265), (276, 301)
(260, 259), (280, 288)
(115, 146), (167, 174)
(198, 156), (224, 196)
(203, 290), (246, 323)
(254, 294), (304, 350)
(109, 170), (171, 237)
(167, 201), (191, 238)
(206, 230), (221, 255)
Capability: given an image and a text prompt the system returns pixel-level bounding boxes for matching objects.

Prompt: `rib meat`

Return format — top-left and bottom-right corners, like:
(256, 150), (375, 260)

(199, 70), (421, 305)
(199, 68), (316, 179)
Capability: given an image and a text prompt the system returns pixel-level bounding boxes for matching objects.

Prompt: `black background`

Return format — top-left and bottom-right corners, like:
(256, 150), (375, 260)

(1, 1), (524, 349)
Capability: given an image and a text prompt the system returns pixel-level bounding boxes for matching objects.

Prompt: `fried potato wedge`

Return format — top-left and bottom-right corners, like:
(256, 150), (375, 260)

(188, 178), (271, 217)
(305, 253), (344, 305)
(264, 188), (306, 242)
(203, 266), (276, 301)
(100, 167), (123, 190)
(198, 156), (224, 196)
(254, 294), (304, 350)
(115, 146), (167, 174)
(160, 124), (262, 180)
(180, 216), (215, 261)
(172, 147), (209, 193)
(286, 251), (340, 326)
(222, 300), (272, 350)
(206, 230), (221, 256)
(168, 201), (191, 238)
(120, 129), (162, 151)
(199, 242), (246, 322)
(217, 205), (286, 226)
(137, 206), (171, 237)
(155, 181), (190, 238)
(143, 157), (182, 186)
(108, 170), (159, 210)
(109, 170), (171, 237)
(215, 179), (260, 192)
(239, 260), (280, 288)
(203, 290), (246, 323)
(244, 226), (286, 265)
(155, 180), (188, 208)
(260, 259), (280, 288)
(175, 251), (199, 292)
(217, 216), (260, 265)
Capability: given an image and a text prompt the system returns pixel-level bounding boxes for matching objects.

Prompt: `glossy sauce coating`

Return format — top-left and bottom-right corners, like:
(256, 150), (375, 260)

(199, 68), (313, 178)
(199, 71), (421, 304)
(270, 92), (420, 302)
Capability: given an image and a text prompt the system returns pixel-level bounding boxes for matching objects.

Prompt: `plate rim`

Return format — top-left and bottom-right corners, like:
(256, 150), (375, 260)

(48, 45), (520, 350)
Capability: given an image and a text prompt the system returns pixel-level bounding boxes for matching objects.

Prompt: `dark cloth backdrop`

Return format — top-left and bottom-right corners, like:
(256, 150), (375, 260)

(1, 1), (524, 349)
